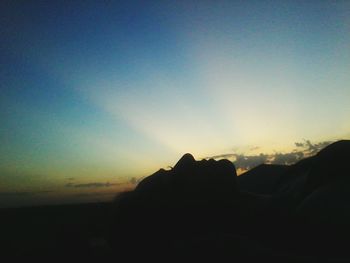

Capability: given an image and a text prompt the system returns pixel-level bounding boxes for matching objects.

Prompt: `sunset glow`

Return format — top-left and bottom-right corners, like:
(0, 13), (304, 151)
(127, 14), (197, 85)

(1, 1), (349, 207)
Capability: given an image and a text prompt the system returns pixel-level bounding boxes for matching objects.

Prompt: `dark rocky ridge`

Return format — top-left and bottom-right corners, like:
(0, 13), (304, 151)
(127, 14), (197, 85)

(109, 140), (350, 262)
(238, 164), (289, 195)
(1, 140), (350, 262)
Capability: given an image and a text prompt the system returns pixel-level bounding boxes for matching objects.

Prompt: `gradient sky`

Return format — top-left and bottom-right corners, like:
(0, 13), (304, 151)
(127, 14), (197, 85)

(1, 1), (350, 207)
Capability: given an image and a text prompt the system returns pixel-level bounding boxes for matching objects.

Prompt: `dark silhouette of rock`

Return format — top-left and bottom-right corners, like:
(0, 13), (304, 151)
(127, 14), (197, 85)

(108, 154), (240, 260)
(304, 140), (350, 195)
(136, 153), (238, 205)
(109, 140), (350, 261)
(238, 164), (289, 195)
(5, 141), (350, 262)
(273, 156), (315, 196)
(297, 177), (350, 226)
(286, 140), (350, 256)
(173, 152), (196, 172)
(265, 156), (316, 219)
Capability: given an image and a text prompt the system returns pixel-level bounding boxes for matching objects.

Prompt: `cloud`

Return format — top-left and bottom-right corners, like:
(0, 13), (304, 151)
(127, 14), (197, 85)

(270, 151), (304, 165)
(250, 146), (260, 151)
(130, 177), (137, 185)
(234, 153), (268, 171)
(295, 142), (304, 147)
(204, 153), (237, 159)
(0, 190), (53, 196)
(129, 177), (146, 186)
(204, 153), (268, 171)
(65, 182), (119, 188)
(303, 140), (333, 155)
(206, 140), (334, 172)
(73, 192), (117, 197)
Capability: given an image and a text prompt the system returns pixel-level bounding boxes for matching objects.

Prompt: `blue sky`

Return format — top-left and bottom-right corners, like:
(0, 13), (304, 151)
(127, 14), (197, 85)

(1, 1), (349, 207)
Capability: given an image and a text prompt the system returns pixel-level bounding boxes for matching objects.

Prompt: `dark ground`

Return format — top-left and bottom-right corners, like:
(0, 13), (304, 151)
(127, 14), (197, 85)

(0, 202), (113, 260)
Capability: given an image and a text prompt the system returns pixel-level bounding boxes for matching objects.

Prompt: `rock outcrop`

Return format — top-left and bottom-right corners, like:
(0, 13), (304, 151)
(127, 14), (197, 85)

(109, 140), (350, 261)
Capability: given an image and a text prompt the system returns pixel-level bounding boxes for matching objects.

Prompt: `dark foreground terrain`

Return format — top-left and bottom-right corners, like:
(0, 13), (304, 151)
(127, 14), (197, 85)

(0, 202), (113, 260)
(1, 140), (350, 262)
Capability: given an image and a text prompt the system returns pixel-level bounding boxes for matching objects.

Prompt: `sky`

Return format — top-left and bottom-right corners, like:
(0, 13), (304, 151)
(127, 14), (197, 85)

(1, 0), (350, 207)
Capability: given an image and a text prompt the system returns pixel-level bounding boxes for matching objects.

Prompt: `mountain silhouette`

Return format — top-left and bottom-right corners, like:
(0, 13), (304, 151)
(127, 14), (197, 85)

(304, 140), (350, 195)
(135, 153), (238, 204)
(238, 164), (289, 195)
(291, 140), (350, 256)
(108, 154), (252, 260)
(3, 140), (350, 261)
(109, 140), (350, 261)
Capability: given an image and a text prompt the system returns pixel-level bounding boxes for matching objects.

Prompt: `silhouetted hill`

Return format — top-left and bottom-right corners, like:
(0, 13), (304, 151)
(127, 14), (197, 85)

(2, 140), (350, 262)
(273, 156), (315, 195)
(238, 164), (289, 195)
(304, 140), (350, 195)
(108, 154), (243, 260)
(109, 140), (350, 262)
(290, 140), (350, 256)
(135, 153), (238, 206)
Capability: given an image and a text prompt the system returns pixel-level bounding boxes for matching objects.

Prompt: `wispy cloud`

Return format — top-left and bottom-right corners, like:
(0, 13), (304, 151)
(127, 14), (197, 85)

(294, 140), (333, 155)
(65, 182), (119, 188)
(73, 192), (117, 197)
(204, 153), (237, 159)
(205, 140), (335, 172)
(250, 146), (260, 151)
(0, 190), (53, 196)
(129, 177), (145, 185)
(129, 177), (137, 185)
